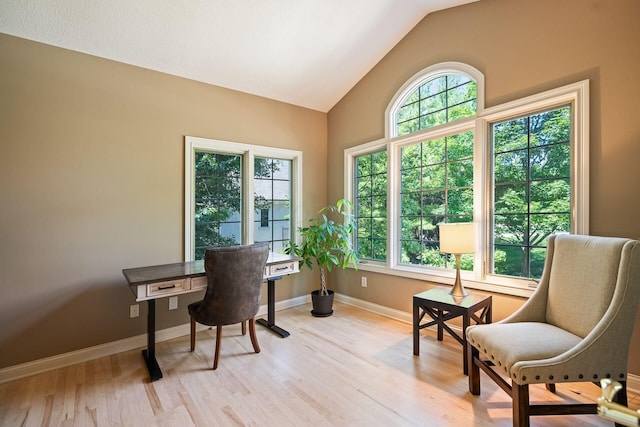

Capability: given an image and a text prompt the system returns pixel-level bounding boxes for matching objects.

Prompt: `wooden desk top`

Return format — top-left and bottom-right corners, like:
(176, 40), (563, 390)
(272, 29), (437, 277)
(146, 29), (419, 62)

(123, 252), (299, 286)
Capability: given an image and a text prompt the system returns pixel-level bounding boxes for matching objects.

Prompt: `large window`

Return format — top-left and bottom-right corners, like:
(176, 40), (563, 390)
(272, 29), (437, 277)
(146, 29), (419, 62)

(492, 106), (571, 278)
(345, 62), (589, 295)
(399, 130), (474, 270)
(185, 137), (302, 261)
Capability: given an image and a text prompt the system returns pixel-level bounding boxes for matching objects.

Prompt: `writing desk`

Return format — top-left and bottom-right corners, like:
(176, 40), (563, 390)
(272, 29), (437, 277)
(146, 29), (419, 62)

(123, 252), (300, 381)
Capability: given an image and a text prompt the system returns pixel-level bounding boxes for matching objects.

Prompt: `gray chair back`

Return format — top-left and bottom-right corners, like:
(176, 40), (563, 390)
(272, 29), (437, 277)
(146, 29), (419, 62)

(191, 242), (269, 326)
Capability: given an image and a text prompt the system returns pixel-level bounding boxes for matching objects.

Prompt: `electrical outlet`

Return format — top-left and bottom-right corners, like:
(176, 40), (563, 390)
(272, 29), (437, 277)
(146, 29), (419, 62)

(361, 276), (367, 287)
(169, 296), (178, 310)
(130, 304), (139, 318)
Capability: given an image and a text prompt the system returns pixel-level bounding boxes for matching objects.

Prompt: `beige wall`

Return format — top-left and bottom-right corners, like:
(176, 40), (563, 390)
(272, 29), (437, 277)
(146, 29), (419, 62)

(327, 0), (640, 375)
(0, 34), (326, 369)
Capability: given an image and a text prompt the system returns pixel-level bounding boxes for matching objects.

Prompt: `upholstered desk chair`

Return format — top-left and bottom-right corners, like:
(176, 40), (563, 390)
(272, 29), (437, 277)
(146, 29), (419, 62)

(188, 242), (270, 370)
(466, 234), (640, 427)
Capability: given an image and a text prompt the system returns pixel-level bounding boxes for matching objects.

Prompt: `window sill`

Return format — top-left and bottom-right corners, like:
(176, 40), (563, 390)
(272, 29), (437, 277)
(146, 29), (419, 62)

(349, 262), (535, 299)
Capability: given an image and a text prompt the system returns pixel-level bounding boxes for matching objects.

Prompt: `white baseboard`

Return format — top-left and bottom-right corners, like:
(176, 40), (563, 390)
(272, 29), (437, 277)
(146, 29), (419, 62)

(0, 294), (310, 384)
(335, 292), (413, 324)
(334, 293), (640, 395)
(2, 292), (639, 396)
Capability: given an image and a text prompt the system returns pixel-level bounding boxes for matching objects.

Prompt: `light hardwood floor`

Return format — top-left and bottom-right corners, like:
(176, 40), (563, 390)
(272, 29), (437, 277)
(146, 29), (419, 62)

(1, 302), (638, 426)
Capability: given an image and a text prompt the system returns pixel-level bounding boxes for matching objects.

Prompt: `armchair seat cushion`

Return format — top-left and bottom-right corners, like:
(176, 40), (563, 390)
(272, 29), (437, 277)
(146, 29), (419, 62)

(467, 322), (581, 379)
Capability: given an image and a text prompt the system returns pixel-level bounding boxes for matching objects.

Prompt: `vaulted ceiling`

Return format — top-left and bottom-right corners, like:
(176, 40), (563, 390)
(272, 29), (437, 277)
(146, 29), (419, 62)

(0, 0), (477, 112)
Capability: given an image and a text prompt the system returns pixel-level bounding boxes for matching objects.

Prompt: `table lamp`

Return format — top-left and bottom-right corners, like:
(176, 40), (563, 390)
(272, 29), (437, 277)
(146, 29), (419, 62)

(439, 222), (475, 297)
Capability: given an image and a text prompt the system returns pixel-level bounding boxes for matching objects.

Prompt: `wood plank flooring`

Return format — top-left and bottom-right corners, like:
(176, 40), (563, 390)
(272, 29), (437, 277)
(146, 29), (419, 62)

(1, 302), (638, 426)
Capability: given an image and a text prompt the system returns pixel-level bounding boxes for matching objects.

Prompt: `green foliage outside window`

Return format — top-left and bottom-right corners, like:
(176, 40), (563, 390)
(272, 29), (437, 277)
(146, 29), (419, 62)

(355, 151), (387, 261)
(492, 106), (571, 279)
(194, 152), (242, 259)
(396, 74), (477, 136)
(194, 152), (285, 260)
(400, 131), (474, 270)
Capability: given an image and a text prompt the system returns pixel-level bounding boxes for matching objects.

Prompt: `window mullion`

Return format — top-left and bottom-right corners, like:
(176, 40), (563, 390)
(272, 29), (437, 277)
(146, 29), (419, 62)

(245, 150), (255, 245)
(388, 144), (399, 270)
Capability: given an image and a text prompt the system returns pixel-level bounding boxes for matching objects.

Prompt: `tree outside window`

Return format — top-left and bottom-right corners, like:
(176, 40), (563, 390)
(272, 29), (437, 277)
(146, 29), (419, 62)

(492, 106), (571, 279)
(354, 150), (387, 261)
(399, 131), (474, 270)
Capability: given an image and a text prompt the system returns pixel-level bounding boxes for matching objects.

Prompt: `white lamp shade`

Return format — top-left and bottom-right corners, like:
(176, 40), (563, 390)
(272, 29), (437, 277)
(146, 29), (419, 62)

(439, 222), (475, 254)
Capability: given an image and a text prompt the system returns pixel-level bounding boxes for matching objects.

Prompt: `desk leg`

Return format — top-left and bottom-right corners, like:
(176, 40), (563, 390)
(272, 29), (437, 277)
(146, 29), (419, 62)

(256, 278), (290, 338)
(142, 299), (163, 382)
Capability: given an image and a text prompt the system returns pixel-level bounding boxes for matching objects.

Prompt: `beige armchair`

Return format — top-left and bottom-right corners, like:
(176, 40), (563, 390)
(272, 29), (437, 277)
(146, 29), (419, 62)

(466, 234), (640, 427)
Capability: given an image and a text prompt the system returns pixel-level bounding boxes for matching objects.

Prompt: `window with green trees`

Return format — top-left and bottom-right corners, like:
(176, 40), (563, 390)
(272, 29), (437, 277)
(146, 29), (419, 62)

(400, 130), (474, 270)
(492, 106), (571, 278)
(355, 150), (387, 261)
(193, 151), (243, 259)
(396, 74), (477, 136)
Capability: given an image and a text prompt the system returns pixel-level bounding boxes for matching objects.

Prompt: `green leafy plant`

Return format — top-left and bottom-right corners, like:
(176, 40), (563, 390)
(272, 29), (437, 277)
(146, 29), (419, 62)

(284, 199), (359, 296)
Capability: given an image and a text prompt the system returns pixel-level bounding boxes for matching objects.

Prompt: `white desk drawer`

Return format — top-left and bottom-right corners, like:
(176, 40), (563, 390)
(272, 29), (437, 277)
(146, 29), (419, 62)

(146, 279), (187, 297)
(268, 262), (297, 276)
(190, 275), (207, 291)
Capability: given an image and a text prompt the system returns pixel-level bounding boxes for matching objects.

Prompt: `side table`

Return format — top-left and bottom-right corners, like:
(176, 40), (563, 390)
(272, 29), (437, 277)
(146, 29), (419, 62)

(413, 286), (492, 375)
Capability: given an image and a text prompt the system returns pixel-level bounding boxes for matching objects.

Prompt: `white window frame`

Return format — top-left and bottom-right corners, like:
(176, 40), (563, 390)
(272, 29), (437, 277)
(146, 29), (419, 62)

(185, 136), (303, 262)
(345, 71), (589, 298)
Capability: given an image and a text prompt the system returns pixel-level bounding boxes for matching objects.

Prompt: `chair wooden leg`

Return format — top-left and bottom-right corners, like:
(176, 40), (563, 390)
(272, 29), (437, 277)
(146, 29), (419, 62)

(512, 382), (530, 427)
(612, 381), (628, 427)
(241, 320), (246, 335)
(249, 318), (260, 354)
(213, 325), (222, 370)
(190, 317), (196, 352)
(613, 380), (628, 406)
(468, 344), (480, 395)
(545, 383), (556, 393)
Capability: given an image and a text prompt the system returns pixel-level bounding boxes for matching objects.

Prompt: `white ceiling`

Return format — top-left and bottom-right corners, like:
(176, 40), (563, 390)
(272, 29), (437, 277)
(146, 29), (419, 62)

(0, 0), (477, 112)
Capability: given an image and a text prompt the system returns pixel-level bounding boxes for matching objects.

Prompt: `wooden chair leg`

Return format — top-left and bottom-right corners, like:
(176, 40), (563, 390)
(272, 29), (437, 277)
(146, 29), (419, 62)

(213, 325), (222, 370)
(468, 344), (480, 395)
(613, 380), (628, 406)
(241, 320), (246, 335)
(248, 318), (260, 354)
(190, 317), (196, 352)
(613, 381), (628, 427)
(545, 383), (556, 393)
(512, 382), (530, 427)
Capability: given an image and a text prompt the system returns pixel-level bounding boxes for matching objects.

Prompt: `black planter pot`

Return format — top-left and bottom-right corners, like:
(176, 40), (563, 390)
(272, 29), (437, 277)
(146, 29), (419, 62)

(310, 290), (334, 317)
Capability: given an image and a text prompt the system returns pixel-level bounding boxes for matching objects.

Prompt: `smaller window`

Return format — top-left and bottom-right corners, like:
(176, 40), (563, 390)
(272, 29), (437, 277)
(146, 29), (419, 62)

(254, 157), (293, 254)
(354, 150), (388, 261)
(193, 151), (243, 260)
(185, 136), (302, 262)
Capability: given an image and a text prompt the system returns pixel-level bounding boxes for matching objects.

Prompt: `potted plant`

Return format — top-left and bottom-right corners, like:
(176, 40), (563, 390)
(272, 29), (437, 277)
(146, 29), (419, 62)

(284, 199), (359, 316)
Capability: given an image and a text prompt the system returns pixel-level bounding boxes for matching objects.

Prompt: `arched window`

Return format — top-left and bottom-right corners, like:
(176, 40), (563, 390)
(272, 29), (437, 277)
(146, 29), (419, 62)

(387, 62), (484, 138)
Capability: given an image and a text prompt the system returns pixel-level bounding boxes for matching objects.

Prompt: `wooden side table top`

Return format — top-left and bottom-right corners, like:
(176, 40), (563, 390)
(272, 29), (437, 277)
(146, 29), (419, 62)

(413, 286), (491, 309)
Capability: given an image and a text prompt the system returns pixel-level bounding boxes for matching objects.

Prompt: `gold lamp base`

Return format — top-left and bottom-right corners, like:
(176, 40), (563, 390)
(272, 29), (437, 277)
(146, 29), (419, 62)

(450, 253), (468, 297)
